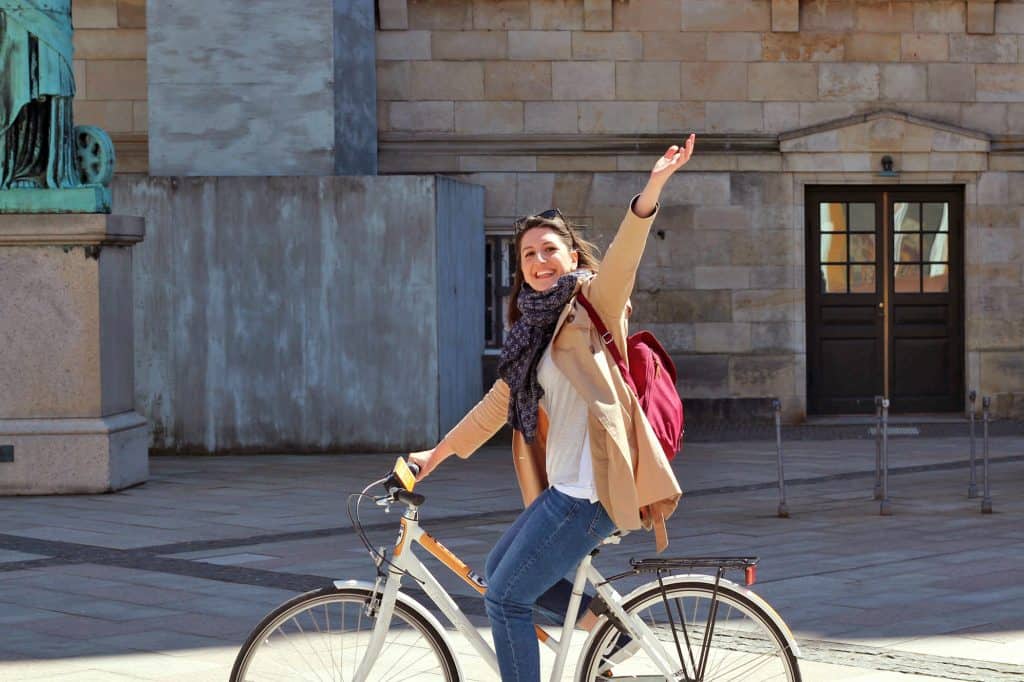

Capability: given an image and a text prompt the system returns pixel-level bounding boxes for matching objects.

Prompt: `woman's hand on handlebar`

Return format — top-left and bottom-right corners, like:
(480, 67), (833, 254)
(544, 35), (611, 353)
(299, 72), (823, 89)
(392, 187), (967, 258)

(408, 440), (456, 481)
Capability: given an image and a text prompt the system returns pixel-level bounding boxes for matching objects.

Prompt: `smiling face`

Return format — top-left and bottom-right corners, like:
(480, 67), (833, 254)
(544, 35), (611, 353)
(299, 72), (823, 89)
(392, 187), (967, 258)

(518, 226), (578, 292)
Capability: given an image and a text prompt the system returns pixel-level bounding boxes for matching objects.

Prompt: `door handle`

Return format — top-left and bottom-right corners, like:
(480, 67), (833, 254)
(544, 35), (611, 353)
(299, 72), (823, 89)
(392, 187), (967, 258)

(877, 302), (885, 316)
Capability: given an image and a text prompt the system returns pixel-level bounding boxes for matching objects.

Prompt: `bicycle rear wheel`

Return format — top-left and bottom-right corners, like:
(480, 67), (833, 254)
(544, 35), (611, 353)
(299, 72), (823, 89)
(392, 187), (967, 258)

(231, 585), (460, 682)
(577, 580), (800, 682)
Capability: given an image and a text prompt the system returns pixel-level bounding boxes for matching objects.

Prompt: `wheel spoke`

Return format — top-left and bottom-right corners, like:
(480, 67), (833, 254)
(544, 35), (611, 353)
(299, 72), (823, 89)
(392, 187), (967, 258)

(579, 582), (798, 682)
(232, 589), (456, 682)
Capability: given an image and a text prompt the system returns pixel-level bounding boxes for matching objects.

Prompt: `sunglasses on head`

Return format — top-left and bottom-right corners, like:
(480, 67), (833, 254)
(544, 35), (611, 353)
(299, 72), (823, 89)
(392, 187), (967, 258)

(513, 208), (566, 234)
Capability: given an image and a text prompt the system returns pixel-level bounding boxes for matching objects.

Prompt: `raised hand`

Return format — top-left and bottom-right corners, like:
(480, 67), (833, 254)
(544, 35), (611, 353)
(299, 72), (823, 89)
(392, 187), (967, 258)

(650, 133), (696, 185)
(633, 134), (697, 218)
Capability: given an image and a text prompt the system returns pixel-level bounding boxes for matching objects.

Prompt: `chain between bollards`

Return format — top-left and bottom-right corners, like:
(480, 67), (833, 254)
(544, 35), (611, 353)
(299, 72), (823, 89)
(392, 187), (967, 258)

(873, 396), (883, 500)
(981, 396), (993, 514)
(879, 398), (891, 516)
(773, 399), (789, 518)
(967, 390), (978, 499)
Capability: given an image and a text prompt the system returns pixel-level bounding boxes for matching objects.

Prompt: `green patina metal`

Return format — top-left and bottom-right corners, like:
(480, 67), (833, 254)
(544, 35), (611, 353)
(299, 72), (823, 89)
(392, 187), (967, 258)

(0, 1), (114, 213)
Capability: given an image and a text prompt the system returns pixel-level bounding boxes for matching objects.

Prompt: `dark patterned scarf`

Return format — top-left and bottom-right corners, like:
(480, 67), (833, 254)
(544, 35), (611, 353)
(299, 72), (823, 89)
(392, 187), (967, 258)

(498, 270), (592, 442)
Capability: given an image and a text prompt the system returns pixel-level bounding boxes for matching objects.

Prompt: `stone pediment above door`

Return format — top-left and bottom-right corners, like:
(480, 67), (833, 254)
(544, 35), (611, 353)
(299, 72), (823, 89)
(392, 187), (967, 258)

(779, 110), (990, 173)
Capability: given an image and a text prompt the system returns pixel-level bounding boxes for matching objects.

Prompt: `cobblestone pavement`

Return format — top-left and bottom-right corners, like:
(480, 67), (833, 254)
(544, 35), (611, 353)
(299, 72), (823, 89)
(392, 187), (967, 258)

(1, 434), (1022, 681)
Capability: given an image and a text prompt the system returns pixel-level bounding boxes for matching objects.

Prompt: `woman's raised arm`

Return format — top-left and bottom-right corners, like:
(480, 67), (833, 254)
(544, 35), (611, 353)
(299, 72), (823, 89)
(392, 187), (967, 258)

(587, 135), (696, 320)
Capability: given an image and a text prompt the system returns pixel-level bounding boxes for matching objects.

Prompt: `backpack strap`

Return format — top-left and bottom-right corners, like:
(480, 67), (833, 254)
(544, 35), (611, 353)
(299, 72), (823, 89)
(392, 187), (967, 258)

(575, 291), (638, 395)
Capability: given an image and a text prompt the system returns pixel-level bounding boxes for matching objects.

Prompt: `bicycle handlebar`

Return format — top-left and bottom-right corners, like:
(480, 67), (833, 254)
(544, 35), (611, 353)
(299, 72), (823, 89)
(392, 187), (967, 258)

(382, 459), (425, 507)
(394, 489), (426, 507)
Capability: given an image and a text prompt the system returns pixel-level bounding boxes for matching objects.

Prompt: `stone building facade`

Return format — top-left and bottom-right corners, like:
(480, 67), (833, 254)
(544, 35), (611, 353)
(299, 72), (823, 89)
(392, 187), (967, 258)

(72, 0), (1024, 445)
(369, 0), (1024, 422)
(70, 0), (147, 173)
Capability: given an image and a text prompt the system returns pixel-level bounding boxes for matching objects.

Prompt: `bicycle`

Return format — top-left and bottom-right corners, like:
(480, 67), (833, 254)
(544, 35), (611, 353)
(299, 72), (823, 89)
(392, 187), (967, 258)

(231, 459), (802, 681)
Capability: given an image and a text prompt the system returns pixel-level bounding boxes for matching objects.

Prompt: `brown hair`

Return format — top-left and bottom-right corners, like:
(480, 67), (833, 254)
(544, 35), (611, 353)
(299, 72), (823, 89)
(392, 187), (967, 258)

(507, 215), (602, 325)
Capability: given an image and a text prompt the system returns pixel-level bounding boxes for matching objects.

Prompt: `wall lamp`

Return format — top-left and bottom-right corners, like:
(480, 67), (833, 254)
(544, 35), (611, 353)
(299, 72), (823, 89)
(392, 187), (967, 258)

(878, 155), (899, 177)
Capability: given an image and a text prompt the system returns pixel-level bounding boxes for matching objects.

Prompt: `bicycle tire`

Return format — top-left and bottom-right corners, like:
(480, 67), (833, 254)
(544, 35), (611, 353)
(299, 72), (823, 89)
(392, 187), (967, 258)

(576, 580), (800, 682)
(230, 585), (461, 682)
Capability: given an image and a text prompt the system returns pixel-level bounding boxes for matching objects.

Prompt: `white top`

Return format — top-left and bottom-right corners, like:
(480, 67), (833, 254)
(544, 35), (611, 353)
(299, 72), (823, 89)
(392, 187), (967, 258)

(537, 345), (598, 502)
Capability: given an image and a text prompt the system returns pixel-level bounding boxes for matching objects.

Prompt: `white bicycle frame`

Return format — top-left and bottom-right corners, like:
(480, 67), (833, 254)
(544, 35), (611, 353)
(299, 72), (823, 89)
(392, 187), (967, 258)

(353, 501), (682, 682)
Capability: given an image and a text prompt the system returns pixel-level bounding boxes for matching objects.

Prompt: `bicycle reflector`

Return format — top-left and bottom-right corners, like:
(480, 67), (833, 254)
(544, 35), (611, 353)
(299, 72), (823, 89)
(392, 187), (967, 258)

(745, 565), (757, 586)
(394, 457), (416, 492)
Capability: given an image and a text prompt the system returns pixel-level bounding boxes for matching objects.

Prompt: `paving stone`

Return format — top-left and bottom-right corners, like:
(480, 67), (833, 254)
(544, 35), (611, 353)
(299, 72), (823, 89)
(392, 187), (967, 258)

(1, 443), (1023, 680)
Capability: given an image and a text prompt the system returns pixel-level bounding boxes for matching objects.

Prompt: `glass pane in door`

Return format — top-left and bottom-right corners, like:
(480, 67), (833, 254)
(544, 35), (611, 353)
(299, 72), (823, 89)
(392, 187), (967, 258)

(850, 234), (875, 262)
(924, 263), (949, 292)
(894, 202), (921, 231)
(894, 264), (920, 292)
(895, 233), (920, 262)
(821, 203), (847, 231)
(850, 265), (876, 293)
(849, 203), (875, 231)
(922, 203), (947, 230)
(822, 265), (847, 293)
(821, 233), (847, 262)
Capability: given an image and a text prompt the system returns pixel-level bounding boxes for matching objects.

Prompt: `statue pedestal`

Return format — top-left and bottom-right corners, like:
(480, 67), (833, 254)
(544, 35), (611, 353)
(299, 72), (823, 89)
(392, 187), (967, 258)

(0, 186), (112, 214)
(0, 214), (149, 494)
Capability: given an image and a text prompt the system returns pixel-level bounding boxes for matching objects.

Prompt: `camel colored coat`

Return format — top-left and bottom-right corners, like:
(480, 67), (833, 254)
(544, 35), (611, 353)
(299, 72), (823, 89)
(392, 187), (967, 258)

(443, 199), (682, 552)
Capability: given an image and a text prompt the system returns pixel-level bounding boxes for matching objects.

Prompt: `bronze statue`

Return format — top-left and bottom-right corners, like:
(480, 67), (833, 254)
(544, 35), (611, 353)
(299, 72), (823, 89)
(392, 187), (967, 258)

(0, 0), (114, 212)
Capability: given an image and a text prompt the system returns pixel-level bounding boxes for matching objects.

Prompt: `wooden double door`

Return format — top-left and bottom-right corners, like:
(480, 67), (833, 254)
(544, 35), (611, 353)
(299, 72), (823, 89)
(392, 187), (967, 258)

(806, 186), (964, 414)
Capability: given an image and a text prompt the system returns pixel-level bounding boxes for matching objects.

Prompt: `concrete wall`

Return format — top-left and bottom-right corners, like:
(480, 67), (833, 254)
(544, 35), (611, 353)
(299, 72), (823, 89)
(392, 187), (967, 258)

(112, 175), (483, 453)
(436, 175), (486, 432)
(147, 0), (378, 176)
(336, 0), (379, 174)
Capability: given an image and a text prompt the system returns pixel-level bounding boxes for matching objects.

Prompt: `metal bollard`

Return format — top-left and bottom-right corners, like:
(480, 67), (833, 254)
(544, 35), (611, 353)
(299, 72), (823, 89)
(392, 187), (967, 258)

(967, 390), (978, 499)
(773, 399), (789, 518)
(879, 398), (892, 516)
(874, 396), (883, 500)
(981, 396), (993, 514)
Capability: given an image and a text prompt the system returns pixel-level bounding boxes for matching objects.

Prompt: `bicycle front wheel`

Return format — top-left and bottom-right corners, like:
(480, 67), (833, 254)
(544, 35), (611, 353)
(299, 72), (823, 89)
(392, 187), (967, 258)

(577, 580), (800, 682)
(231, 585), (460, 682)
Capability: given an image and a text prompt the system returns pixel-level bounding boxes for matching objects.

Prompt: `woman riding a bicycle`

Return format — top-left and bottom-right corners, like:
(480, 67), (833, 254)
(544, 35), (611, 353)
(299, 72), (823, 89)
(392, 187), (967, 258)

(410, 136), (696, 682)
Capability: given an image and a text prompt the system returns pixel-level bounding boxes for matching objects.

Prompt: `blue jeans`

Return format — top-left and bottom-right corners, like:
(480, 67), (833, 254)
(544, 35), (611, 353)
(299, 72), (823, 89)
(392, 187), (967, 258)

(484, 487), (617, 682)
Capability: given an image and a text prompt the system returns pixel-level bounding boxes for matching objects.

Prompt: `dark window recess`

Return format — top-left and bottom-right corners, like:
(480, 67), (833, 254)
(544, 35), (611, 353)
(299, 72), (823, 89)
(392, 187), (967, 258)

(485, 233), (517, 349)
(0, 445), (13, 462)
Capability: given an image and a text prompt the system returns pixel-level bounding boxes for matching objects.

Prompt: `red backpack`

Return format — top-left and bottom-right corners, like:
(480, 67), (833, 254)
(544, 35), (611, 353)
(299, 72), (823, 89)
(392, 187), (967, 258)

(576, 292), (685, 460)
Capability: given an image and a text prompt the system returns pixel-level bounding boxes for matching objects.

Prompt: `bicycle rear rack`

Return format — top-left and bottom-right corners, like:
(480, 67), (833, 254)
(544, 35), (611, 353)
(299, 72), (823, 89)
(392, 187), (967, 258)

(628, 556), (759, 587)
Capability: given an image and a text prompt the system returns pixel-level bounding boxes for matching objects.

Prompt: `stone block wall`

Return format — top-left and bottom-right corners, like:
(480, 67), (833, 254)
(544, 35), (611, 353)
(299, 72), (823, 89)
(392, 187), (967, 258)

(969, 170), (1024, 417)
(71, 0), (147, 173)
(377, 0), (1024, 419)
(378, 0), (1024, 140)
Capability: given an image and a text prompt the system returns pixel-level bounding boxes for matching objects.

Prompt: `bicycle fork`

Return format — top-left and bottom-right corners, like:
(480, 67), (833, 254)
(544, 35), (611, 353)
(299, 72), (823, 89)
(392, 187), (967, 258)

(352, 564), (404, 682)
